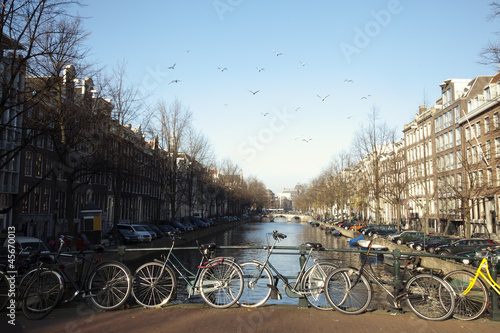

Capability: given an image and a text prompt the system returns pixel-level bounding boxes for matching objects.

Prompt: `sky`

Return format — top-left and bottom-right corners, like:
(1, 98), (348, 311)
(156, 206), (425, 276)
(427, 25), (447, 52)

(73, 0), (498, 194)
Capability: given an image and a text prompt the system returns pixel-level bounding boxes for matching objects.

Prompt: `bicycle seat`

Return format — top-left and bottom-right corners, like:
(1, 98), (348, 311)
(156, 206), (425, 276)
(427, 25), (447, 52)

(305, 242), (323, 250)
(200, 243), (217, 251)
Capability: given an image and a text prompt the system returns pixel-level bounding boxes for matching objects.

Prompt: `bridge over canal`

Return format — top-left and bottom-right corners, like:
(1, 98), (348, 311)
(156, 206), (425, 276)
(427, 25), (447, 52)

(262, 214), (315, 222)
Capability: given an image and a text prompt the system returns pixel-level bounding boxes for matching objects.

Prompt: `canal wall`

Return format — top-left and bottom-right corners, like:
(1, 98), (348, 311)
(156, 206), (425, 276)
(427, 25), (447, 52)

(329, 224), (479, 276)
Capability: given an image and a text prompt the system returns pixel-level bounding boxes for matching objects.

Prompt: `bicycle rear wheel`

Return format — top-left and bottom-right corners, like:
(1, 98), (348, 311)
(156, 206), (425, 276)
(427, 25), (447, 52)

(325, 267), (372, 315)
(22, 270), (64, 320)
(239, 261), (272, 308)
(443, 270), (488, 320)
(132, 262), (176, 308)
(199, 259), (244, 309)
(88, 261), (132, 311)
(405, 273), (455, 321)
(302, 262), (339, 310)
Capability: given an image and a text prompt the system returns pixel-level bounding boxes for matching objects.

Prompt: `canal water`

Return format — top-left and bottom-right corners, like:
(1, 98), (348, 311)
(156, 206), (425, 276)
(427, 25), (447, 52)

(168, 221), (396, 308)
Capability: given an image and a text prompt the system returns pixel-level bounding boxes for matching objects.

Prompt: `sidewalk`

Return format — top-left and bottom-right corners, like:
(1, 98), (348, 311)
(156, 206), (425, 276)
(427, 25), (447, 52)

(5, 303), (500, 333)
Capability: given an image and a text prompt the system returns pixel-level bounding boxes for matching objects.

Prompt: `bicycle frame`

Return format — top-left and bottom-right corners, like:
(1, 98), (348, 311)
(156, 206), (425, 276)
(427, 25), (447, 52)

(55, 252), (104, 301)
(463, 257), (500, 296)
(249, 236), (323, 298)
(153, 236), (225, 298)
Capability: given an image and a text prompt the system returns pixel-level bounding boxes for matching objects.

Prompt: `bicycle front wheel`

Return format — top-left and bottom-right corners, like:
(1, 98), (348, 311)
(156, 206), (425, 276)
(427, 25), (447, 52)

(239, 261), (272, 308)
(405, 273), (455, 321)
(325, 267), (372, 315)
(302, 262), (339, 310)
(22, 270), (64, 320)
(199, 259), (244, 309)
(88, 261), (132, 311)
(133, 262), (176, 308)
(443, 270), (488, 320)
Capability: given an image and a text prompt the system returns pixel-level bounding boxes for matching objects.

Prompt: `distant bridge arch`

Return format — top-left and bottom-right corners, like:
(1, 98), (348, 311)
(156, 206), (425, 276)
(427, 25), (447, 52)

(265, 214), (314, 222)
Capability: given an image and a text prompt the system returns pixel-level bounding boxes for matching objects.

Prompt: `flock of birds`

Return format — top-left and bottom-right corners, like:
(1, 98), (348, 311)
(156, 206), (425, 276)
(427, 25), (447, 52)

(166, 49), (372, 144)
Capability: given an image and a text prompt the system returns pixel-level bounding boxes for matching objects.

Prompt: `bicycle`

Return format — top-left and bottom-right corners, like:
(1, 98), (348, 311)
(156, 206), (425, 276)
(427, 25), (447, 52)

(132, 233), (244, 309)
(443, 247), (500, 320)
(22, 235), (132, 320)
(324, 241), (456, 321)
(238, 230), (341, 310)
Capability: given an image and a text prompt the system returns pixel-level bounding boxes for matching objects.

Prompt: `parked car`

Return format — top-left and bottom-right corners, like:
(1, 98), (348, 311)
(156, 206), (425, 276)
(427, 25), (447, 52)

(455, 245), (500, 266)
(169, 220), (190, 233)
(349, 222), (367, 231)
(359, 224), (377, 234)
(190, 217), (210, 229)
(371, 225), (399, 237)
(117, 224), (152, 242)
(2, 236), (51, 256)
(388, 230), (419, 243)
(158, 224), (181, 235)
(148, 225), (165, 238)
(435, 238), (497, 256)
(424, 237), (461, 253)
(105, 228), (140, 245)
(392, 232), (425, 245)
(408, 235), (452, 251)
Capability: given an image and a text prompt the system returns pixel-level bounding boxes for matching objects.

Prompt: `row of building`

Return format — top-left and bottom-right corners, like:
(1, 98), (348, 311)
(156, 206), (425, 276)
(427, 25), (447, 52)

(347, 70), (500, 237)
(0, 37), (248, 243)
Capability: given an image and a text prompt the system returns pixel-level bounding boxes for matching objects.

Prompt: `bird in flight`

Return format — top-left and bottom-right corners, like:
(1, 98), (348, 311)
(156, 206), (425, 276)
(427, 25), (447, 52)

(344, 79), (353, 83)
(256, 67), (265, 72)
(361, 95), (371, 100)
(299, 60), (307, 66)
(261, 112), (269, 116)
(169, 79), (181, 84)
(302, 138), (312, 143)
(273, 49), (283, 56)
(218, 67), (228, 72)
(294, 107), (301, 112)
(345, 115), (354, 120)
(168, 63), (176, 70)
(317, 94), (330, 101)
(249, 90), (260, 95)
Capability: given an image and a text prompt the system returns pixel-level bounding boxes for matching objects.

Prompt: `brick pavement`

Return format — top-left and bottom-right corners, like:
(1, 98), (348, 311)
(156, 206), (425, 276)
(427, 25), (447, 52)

(4, 303), (500, 333)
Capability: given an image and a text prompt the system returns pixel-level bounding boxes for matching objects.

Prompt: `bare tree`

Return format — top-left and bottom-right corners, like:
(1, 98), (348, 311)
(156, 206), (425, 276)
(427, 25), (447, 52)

(479, 1), (500, 67)
(351, 106), (393, 224)
(155, 99), (192, 220)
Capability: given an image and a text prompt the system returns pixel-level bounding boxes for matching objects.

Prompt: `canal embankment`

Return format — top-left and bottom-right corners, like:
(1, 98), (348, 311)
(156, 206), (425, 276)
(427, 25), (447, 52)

(328, 224), (480, 276)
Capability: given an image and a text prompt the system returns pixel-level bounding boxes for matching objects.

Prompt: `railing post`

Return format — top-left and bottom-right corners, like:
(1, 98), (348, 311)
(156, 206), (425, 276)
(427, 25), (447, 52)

(298, 244), (308, 307)
(392, 249), (401, 289)
(490, 256), (500, 321)
(117, 246), (126, 263)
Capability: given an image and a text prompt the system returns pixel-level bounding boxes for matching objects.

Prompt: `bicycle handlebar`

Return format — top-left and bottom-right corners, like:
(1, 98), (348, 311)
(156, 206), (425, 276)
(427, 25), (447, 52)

(273, 230), (287, 240)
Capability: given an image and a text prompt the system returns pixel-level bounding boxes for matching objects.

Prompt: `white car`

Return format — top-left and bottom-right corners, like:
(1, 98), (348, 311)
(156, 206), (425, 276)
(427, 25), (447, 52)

(117, 224), (152, 242)
(2, 236), (51, 256)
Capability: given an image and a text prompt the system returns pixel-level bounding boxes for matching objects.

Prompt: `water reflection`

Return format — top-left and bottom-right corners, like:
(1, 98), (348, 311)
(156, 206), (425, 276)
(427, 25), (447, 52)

(167, 221), (397, 307)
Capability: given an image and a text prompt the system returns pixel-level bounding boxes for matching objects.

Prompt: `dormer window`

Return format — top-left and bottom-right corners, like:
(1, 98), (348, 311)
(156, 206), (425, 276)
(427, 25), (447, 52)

(485, 86), (491, 100)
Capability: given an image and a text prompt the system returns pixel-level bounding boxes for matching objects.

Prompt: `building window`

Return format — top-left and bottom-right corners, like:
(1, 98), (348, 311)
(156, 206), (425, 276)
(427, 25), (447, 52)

(486, 140), (492, 160)
(465, 127), (470, 141)
(479, 169), (484, 187)
(35, 153), (42, 177)
(495, 112), (499, 128)
(485, 116), (490, 133)
(496, 137), (500, 158)
(497, 166), (500, 187)
(488, 168), (493, 187)
(456, 151), (462, 168)
(476, 121), (481, 137)
(454, 105), (460, 122)
(456, 128), (461, 145)
(22, 184), (30, 213)
(24, 151), (32, 176)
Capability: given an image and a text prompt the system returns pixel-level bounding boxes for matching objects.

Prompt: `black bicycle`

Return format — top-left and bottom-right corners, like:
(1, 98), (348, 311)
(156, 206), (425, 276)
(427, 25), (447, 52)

(22, 235), (132, 320)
